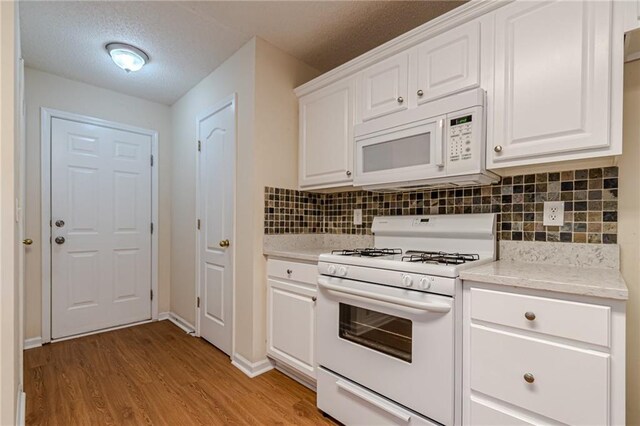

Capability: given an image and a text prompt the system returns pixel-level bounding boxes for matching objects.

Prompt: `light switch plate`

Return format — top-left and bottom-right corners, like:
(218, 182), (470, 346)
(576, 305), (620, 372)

(353, 209), (363, 225)
(543, 201), (564, 226)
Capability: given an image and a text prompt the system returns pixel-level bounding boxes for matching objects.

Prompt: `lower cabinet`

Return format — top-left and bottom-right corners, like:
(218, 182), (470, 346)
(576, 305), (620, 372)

(266, 259), (317, 382)
(463, 283), (626, 425)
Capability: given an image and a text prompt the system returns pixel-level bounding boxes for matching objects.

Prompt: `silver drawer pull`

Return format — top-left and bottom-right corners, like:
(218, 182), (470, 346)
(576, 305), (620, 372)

(525, 311), (536, 321)
(286, 269), (293, 275)
(524, 373), (535, 384)
(312, 296), (317, 302)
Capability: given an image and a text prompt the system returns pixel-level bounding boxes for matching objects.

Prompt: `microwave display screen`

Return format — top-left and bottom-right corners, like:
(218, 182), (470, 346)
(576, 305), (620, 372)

(450, 115), (472, 126)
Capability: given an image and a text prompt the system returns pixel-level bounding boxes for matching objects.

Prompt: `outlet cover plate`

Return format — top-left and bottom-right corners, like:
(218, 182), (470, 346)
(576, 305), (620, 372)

(353, 209), (363, 225)
(543, 201), (564, 226)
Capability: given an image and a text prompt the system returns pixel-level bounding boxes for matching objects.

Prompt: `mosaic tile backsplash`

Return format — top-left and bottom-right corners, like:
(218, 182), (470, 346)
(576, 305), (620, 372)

(264, 167), (618, 244)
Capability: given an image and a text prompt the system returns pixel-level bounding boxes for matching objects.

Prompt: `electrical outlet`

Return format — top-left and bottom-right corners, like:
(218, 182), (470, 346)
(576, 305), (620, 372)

(353, 209), (363, 225)
(543, 201), (565, 226)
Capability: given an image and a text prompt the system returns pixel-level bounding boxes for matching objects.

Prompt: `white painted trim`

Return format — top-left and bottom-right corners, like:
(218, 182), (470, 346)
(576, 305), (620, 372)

(194, 94), (237, 357)
(167, 312), (195, 334)
(157, 311), (170, 321)
(273, 362), (317, 392)
(40, 108), (159, 343)
(16, 389), (25, 426)
(23, 337), (42, 350)
(294, 0), (511, 97)
(231, 353), (274, 378)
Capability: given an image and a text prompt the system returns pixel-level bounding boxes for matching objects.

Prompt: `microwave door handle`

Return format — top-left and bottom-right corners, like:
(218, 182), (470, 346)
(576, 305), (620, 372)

(435, 118), (445, 168)
(317, 277), (451, 314)
(335, 379), (411, 423)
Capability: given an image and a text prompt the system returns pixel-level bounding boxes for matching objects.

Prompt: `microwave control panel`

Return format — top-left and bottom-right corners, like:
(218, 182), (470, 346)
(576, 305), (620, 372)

(448, 114), (473, 163)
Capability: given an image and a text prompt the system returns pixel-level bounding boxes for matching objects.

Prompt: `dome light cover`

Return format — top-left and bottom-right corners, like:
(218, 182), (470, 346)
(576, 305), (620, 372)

(106, 43), (149, 72)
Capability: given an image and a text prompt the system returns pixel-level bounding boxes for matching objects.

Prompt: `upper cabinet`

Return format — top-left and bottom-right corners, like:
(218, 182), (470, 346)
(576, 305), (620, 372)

(487, 0), (619, 169)
(360, 52), (409, 122)
(414, 20), (481, 105)
(295, 1), (623, 189)
(298, 78), (355, 189)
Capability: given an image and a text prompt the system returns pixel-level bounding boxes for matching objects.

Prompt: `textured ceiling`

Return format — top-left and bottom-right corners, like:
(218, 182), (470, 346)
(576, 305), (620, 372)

(20, 1), (465, 105)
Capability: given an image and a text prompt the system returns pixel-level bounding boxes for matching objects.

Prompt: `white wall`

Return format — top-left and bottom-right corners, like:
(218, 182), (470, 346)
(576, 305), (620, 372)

(620, 59), (640, 425)
(23, 68), (172, 339)
(0, 1), (20, 424)
(170, 37), (318, 362)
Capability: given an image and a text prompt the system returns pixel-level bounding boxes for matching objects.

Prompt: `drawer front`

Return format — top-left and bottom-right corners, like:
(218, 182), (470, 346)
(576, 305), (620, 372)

(470, 326), (610, 425)
(267, 259), (318, 285)
(470, 287), (610, 347)
(469, 398), (538, 426)
(317, 368), (439, 426)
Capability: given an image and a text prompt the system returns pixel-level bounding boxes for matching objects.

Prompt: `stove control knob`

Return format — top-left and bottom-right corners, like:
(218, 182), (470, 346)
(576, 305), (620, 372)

(338, 266), (348, 277)
(418, 277), (432, 290)
(327, 264), (337, 275)
(402, 274), (414, 287)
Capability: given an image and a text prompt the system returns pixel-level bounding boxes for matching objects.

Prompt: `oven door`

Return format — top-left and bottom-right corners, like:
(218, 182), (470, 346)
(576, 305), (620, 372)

(354, 115), (447, 187)
(317, 275), (454, 425)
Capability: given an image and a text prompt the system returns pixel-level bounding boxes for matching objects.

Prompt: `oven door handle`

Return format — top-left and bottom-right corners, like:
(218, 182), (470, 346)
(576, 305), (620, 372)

(317, 277), (451, 314)
(336, 379), (411, 423)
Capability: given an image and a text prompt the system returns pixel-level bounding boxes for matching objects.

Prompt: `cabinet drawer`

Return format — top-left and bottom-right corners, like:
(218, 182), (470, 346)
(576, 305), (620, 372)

(470, 288), (610, 347)
(470, 326), (609, 425)
(267, 259), (318, 285)
(469, 398), (537, 426)
(317, 368), (438, 426)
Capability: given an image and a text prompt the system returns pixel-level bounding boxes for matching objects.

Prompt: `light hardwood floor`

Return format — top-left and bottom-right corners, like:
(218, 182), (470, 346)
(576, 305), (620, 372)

(24, 321), (335, 425)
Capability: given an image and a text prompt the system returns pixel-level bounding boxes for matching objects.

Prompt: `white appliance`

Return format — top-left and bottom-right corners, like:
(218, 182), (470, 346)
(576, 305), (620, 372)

(354, 89), (499, 190)
(316, 214), (497, 426)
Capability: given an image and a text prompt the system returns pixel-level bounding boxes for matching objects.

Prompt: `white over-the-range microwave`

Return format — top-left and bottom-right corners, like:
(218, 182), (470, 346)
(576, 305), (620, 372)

(354, 88), (499, 190)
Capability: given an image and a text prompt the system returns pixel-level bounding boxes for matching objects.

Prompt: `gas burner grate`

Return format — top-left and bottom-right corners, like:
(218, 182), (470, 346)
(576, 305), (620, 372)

(402, 251), (480, 265)
(331, 248), (402, 257)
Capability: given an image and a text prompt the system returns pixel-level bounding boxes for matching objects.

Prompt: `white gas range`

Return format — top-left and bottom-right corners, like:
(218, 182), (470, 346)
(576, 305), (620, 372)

(315, 213), (497, 426)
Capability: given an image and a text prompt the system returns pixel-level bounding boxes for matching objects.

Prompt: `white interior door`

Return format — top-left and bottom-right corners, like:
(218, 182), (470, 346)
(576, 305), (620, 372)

(50, 117), (152, 339)
(197, 97), (235, 356)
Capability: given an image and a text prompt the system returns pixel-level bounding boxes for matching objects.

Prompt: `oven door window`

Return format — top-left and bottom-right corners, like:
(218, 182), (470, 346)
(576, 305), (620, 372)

(339, 303), (412, 363)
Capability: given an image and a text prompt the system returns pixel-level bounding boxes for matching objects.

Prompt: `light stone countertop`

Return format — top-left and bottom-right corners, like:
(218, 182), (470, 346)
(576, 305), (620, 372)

(263, 234), (374, 263)
(262, 247), (332, 263)
(460, 260), (628, 300)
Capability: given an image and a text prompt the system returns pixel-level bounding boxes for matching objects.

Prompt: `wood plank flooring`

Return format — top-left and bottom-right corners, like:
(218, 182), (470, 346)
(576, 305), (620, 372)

(24, 321), (335, 425)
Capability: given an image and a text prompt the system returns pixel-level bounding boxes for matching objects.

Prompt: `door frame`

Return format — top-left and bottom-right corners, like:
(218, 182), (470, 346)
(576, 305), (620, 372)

(40, 107), (159, 344)
(194, 93), (237, 357)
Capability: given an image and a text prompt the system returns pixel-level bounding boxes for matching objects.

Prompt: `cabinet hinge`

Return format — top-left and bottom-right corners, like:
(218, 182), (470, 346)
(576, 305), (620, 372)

(150, 289), (153, 301)
(196, 297), (200, 308)
(198, 140), (201, 152)
(150, 223), (154, 234)
(150, 155), (154, 167)
(197, 219), (201, 230)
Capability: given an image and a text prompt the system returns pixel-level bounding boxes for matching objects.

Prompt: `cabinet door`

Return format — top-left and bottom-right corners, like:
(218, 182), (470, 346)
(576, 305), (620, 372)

(489, 0), (613, 168)
(267, 278), (316, 379)
(415, 20), (480, 105)
(360, 52), (409, 121)
(299, 79), (354, 189)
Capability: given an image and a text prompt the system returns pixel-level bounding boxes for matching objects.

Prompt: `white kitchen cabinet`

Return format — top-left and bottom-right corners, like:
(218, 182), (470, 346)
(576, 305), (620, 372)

(488, 0), (619, 169)
(624, 0), (640, 32)
(266, 259), (317, 382)
(463, 282), (626, 426)
(298, 78), (355, 189)
(360, 52), (409, 121)
(414, 20), (481, 105)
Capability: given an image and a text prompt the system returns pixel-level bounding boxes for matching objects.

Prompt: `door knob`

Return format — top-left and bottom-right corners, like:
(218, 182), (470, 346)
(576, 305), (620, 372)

(55, 236), (65, 245)
(55, 220), (65, 228)
(22, 239), (33, 246)
(219, 239), (230, 248)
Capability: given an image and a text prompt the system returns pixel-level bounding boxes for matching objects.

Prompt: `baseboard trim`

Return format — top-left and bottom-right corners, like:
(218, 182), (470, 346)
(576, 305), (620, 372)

(274, 361), (317, 391)
(231, 353), (274, 378)
(165, 312), (195, 334)
(16, 388), (26, 426)
(24, 337), (42, 350)
(157, 311), (170, 321)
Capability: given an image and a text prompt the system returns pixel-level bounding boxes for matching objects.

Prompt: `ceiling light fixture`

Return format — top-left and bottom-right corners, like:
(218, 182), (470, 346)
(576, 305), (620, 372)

(105, 43), (149, 73)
